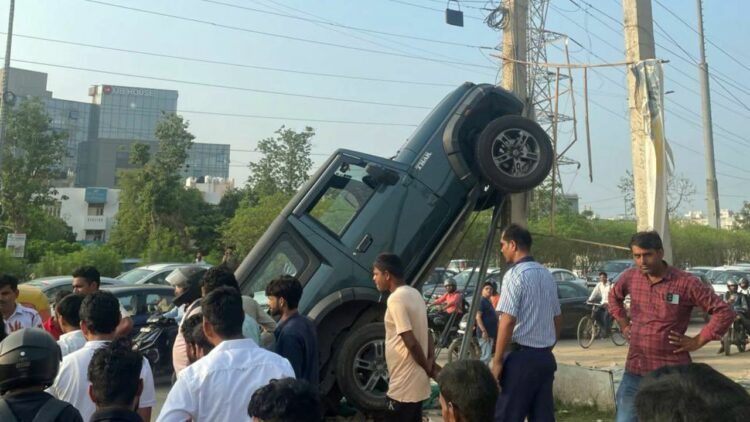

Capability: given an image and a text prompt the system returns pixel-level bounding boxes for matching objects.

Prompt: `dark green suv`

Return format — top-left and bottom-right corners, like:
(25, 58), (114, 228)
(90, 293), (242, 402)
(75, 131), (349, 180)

(236, 82), (552, 411)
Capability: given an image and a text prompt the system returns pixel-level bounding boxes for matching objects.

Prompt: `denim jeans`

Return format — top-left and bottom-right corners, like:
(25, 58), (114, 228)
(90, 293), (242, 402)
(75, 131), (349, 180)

(479, 336), (494, 364)
(616, 371), (642, 422)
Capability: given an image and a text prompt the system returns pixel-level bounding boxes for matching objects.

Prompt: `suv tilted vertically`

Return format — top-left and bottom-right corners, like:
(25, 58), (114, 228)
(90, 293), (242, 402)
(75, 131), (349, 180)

(236, 82), (553, 411)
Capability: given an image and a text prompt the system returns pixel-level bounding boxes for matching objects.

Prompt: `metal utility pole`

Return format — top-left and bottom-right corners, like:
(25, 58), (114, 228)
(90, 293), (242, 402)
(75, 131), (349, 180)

(696, 0), (720, 229)
(0, 0), (15, 172)
(501, 0), (530, 226)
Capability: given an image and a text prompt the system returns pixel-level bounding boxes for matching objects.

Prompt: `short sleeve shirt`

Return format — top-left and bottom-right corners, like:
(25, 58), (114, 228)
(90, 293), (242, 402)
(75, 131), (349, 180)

(497, 258), (561, 348)
(4, 303), (43, 334)
(384, 285), (431, 403)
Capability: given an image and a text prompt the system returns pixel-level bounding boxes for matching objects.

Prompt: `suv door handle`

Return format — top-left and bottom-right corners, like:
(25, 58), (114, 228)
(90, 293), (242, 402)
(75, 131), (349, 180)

(356, 234), (373, 254)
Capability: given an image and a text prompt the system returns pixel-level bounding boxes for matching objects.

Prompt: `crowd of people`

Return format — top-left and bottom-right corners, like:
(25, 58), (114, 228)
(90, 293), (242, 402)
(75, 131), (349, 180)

(1, 226), (750, 421)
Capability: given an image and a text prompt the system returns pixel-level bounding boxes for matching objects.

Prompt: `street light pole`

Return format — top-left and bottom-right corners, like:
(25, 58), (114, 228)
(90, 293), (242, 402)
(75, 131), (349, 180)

(0, 0), (16, 172)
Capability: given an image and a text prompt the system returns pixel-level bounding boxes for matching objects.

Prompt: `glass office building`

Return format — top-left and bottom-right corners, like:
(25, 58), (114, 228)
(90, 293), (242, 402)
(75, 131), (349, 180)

(42, 98), (94, 183)
(90, 85), (178, 142)
(185, 143), (230, 179)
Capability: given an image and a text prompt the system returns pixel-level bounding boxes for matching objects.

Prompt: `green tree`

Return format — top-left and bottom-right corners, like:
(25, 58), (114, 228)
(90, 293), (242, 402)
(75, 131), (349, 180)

(733, 201), (750, 230)
(109, 113), (196, 258)
(221, 192), (292, 257)
(0, 98), (68, 233)
(528, 176), (573, 222)
(247, 126), (314, 197)
(0, 249), (28, 278)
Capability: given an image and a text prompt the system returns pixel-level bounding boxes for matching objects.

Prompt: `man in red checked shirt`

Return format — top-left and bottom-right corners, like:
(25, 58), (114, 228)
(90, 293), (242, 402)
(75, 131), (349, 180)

(608, 231), (735, 422)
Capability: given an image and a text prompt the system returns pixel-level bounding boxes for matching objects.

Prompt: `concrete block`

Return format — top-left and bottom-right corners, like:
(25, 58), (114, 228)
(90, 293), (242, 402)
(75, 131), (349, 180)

(554, 363), (616, 411)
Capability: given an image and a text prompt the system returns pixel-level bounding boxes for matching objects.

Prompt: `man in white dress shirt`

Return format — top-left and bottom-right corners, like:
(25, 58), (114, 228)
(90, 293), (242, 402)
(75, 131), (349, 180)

(47, 291), (156, 422)
(55, 293), (86, 357)
(1, 274), (43, 334)
(71, 266), (133, 337)
(157, 286), (295, 422)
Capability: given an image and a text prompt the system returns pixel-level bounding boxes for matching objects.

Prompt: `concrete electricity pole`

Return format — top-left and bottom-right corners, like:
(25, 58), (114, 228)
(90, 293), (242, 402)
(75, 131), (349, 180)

(696, 0), (720, 229)
(0, 0), (16, 172)
(500, 0), (530, 226)
(622, 0), (672, 260)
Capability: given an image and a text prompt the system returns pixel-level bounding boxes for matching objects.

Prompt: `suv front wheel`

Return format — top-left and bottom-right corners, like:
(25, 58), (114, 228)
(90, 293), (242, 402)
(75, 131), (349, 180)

(335, 322), (389, 411)
(475, 115), (553, 193)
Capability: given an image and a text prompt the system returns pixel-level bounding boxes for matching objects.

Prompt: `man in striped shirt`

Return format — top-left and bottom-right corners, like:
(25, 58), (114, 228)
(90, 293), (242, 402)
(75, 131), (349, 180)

(491, 224), (561, 422)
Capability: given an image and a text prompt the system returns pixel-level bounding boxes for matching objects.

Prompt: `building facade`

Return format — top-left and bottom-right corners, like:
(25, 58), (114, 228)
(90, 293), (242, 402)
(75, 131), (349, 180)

(1, 68), (230, 188)
(52, 187), (121, 243)
(186, 176), (235, 205)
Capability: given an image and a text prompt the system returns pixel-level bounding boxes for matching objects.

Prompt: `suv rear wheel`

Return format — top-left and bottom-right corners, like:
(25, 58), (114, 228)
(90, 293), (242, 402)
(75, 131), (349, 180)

(335, 322), (388, 411)
(475, 115), (553, 193)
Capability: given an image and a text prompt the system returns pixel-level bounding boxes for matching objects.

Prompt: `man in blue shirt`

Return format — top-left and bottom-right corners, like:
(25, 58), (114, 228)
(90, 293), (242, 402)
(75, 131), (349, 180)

(266, 275), (319, 387)
(491, 224), (562, 422)
(475, 282), (499, 365)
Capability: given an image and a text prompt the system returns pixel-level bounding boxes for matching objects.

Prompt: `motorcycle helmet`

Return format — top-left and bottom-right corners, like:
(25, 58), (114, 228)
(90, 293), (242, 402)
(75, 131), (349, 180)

(0, 328), (61, 393)
(167, 266), (208, 307)
(740, 278), (749, 286)
(444, 278), (457, 288)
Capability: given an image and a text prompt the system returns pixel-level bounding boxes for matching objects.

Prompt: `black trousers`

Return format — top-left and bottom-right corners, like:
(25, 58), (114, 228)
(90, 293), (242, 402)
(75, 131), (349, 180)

(373, 397), (423, 422)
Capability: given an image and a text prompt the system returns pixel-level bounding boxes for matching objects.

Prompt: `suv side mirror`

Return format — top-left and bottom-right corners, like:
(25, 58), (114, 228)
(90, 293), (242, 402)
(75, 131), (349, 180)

(365, 163), (400, 187)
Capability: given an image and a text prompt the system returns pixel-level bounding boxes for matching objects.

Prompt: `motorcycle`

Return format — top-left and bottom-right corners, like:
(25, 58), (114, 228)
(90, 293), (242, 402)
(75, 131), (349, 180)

(133, 314), (179, 377)
(447, 313), (481, 362)
(427, 304), (462, 349)
(721, 314), (748, 356)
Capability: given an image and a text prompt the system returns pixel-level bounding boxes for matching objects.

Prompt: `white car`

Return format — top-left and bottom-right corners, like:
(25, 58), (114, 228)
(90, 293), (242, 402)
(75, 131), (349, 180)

(548, 268), (588, 289)
(709, 265), (750, 297)
(116, 263), (212, 285)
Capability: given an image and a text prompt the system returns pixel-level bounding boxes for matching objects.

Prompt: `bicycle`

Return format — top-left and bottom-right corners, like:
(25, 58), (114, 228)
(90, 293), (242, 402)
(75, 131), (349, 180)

(577, 302), (627, 349)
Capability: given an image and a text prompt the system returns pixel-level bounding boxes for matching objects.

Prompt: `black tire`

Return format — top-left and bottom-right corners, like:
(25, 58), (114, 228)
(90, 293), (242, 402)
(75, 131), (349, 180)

(474, 115), (553, 193)
(335, 323), (388, 411)
(610, 325), (627, 346)
(723, 326), (733, 356)
(577, 316), (596, 349)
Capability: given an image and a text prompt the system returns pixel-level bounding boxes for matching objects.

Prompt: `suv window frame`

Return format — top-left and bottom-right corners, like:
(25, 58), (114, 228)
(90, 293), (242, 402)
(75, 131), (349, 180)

(296, 154), (381, 241)
(240, 231), (320, 295)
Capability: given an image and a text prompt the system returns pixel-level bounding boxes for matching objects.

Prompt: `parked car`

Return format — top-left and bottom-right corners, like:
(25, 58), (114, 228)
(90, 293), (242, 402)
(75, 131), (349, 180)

(446, 259), (479, 273)
(589, 259), (636, 287)
(22, 276), (125, 304)
(709, 266), (750, 297)
(116, 263), (211, 285)
(235, 82), (553, 411)
(103, 285), (175, 337)
(556, 281), (591, 338)
(17, 284), (51, 323)
(548, 268), (587, 289)
(686, 266), (714, 277)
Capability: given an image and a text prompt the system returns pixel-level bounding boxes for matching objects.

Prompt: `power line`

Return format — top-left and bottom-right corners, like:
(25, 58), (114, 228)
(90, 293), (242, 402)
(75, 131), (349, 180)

(7, 33), (458, 88)
(564, 0), (750, 113)
(549, 3), (750, 121)
(10, 58), (433, 110)
(653, 0), (750, 74)
(201, 0), (494, 49)
(384, 0), (484, 20)
(81, 0), (495, 70)
(252, 0), (495, 77)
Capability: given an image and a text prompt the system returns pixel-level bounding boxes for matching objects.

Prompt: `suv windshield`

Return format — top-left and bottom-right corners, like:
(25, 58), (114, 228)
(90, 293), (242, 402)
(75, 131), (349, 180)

(117, 269), (154, 284)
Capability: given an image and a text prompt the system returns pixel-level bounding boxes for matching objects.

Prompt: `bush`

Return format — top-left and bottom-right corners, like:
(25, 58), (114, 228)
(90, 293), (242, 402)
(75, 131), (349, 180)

(0, 249), (28, 279)
(33, 246), (122, 277)
(25, 239), (83, 264)
(142, 227), (191, 264)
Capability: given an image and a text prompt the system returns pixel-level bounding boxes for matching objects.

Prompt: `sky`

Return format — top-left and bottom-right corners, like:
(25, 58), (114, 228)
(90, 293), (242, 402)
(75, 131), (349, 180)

(3, 0), (750, 218)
